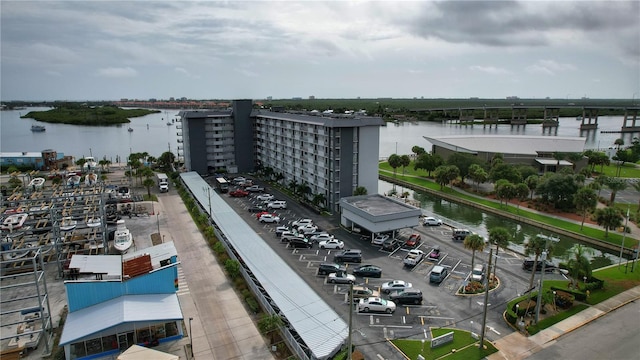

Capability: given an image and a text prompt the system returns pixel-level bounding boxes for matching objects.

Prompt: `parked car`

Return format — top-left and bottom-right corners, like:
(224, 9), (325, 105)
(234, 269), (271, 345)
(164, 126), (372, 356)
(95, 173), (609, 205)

(358, 297), (396, 314)
(381, 280), (413, 294)
(298, 224), (319, 234)
(229, 189), (249, 197)
(267, 200), (287, 209)
(522, 259), (557, 272)
(232, 176), (246, 185)
(319, 238), (344, 250)
(389, 289), (423, 305)
(350, 286), (380, 303)
(403, 249), (425, 267)
(372, 233), (389, 245)
(289, 237), (313, 249)
(452, 229), (472, 241)
(422, 216), (443, 226)
(352, 264), (382, 278)
(427, 246), (441, 261)
(245, 185), (265, 192)
(470, 264), (485, 282)
(281, 232), (305, 243)
(310, 233), (333, 243)
(429, 265), (448, 284)
(255, 211), (271, 220)
(381, 237), (401, 251)
(248, 205), (267, 213)
(405, 234), (422, 248)
(334, 249), (362, 263)
(317, 263), (346, 276)
(259, 214), (280, 223)
(256, 193), (275, 202)
(292, 218), (313, 228)
(275, 226), (290, 237)
(328, 271), (356, 284)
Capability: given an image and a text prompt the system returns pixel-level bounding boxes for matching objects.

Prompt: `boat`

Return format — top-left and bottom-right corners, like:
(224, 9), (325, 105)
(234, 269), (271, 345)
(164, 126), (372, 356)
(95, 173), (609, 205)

(3, 243), (35, 260)
(86, 217), (101, 228)
(60, 217), (77, 231)
(166, 122), (173, 126)
(82, 157), (98, 171)
(113, 219), (133, 252)
(576, 116), (583, 121)
(28, 177), (45, 189)
(128, 127), (134, 132)
(84, 172), (98, 186)
(30, 125), (46, 132)
(1, 213), (29, 231)
(66, 174), (81, 187)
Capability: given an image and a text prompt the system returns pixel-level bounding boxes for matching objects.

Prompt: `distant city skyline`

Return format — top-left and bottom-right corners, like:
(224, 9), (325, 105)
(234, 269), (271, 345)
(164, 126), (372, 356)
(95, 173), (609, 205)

(1, 1), (638, 101)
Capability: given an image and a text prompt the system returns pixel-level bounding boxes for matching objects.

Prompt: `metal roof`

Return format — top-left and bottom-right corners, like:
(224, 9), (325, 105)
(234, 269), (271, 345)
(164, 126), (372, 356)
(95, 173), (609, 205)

(59, 293), (182, 345)
(254, 110), (385, 128)
(68, 254), (122, 280)
(424, 135), (586, 155)
(182, 172), (348, 360)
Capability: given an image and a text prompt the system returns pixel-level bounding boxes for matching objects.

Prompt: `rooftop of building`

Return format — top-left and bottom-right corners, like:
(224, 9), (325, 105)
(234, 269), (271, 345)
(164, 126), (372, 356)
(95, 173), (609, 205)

(424, 135), (586, 156)
(341, 194), (421, 217)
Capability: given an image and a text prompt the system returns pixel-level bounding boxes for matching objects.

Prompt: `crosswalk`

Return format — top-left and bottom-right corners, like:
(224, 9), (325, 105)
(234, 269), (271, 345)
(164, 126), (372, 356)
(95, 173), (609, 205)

(176, 265), (190, 296)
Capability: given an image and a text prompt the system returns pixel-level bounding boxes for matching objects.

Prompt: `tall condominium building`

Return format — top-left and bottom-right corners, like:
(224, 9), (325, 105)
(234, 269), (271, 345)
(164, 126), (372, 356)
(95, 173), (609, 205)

(179, 100), (385, 211)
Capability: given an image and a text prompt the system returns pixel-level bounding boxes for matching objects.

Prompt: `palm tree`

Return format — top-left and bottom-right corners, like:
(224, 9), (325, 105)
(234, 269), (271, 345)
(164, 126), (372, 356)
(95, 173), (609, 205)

(573, 187), (598, 229)
(566, 244), (594, 288)
(399, 155), (411, 176)
(312, 193), (326, 207)
(464, 234), (486, 272)
(142, 178), (155, 197)
(594, 207), (623, 238)
(605, 177), (628, 205)
(388, 154), (401, 177)
(524, 235), (553, 294)
(288, 180), (298, 195)
(353, 186), (368, 196)
(488, 227), (512, 281)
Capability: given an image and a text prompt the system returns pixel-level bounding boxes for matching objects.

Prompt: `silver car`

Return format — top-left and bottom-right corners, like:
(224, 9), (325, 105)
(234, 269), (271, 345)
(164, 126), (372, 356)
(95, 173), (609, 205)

(357, 297), (396, 314)
(328, 272), (356, 284)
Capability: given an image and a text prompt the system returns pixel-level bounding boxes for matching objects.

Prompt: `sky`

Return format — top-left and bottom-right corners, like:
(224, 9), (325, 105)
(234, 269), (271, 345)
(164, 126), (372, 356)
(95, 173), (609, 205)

(1, 0), (639, 101)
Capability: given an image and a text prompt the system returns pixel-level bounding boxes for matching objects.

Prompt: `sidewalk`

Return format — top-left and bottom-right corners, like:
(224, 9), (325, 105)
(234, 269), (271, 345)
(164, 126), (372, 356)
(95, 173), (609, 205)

(487, 285), (640, 360)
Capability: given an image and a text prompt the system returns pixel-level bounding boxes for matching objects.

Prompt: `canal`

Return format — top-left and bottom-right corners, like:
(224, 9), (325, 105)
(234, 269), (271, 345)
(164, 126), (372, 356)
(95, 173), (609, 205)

(378, 179), (625, 269)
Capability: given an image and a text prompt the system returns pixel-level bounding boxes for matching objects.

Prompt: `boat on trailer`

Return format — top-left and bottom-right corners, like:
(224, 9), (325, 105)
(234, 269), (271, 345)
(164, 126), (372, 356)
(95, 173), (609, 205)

(113, 219), (133, 252)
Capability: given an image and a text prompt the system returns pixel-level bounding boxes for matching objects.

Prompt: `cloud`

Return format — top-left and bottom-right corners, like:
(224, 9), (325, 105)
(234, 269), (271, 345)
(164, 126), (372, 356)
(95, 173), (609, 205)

(525, 60), (577, 75)
(174, 67), (199, 79)
(96, 67), (138, 78)
(469, 65), (511, 75)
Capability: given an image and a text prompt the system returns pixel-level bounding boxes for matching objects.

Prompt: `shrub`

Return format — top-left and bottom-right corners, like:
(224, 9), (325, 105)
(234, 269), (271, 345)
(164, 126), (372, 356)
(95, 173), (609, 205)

(554, 291), (575, 309)
(246, 296), (260, 313)
(212, 241), (226, 255)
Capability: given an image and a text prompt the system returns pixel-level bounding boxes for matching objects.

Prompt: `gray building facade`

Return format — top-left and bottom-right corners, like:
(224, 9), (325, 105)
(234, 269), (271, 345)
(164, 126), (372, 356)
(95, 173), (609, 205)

(179, 101), (385, 211)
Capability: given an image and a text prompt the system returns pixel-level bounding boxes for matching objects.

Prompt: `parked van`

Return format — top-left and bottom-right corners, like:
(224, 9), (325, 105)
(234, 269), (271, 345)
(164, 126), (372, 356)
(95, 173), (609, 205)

(429, 265), (448, 284)
(471, 264), (485, 282)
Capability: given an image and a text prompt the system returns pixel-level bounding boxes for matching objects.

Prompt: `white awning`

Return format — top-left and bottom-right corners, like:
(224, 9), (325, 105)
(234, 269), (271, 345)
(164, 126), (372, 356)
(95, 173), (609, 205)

(535, 158), (573, 166)
(117, 345), (178, 360)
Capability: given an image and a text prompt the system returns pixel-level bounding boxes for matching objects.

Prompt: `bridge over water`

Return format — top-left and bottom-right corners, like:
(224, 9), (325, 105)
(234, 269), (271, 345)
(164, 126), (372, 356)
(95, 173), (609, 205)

(411, 105), (640, 133)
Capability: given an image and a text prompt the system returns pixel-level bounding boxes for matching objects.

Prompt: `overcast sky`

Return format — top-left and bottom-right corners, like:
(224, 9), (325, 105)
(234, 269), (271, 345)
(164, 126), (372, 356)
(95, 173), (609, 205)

(1, 1), (638, 101)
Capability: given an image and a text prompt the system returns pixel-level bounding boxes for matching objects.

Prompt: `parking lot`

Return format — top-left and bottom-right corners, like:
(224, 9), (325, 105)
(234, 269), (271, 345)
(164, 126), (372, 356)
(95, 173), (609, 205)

(211, 177), (569, 358)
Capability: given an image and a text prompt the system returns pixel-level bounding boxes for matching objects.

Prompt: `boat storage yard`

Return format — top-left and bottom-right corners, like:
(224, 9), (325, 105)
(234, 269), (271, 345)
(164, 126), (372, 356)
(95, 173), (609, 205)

(0, 169), (154, 358)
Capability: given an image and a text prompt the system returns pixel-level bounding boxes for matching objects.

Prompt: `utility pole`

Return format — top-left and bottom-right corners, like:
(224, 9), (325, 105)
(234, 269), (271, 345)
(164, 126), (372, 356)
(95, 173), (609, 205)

(479, 248), (493, 348)
(618, 206), (630, 268)
(535, 234), (560, 323)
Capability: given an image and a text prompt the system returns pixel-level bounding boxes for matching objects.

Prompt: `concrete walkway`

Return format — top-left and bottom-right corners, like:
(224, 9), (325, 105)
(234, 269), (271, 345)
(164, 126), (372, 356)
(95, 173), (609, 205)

(487, 285), (640, 360)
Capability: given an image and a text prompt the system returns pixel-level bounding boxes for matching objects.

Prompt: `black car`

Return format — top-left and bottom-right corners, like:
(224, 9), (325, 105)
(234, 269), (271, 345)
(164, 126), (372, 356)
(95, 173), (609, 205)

(248, 205), (267, 213)
(288, 237), (313, 249)
(352, 264), (382, 278)
(334, 249), (362, 263)
(317, 263), (346, 276)
(389, 289), (423, 305)
(381, 238), (401, 251)
(522, 260), (557, 272)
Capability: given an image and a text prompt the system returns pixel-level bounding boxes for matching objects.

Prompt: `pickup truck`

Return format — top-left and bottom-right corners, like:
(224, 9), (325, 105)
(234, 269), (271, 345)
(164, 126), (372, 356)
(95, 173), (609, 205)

(403, 249), (425, 267)
(245, 185), (265, 192)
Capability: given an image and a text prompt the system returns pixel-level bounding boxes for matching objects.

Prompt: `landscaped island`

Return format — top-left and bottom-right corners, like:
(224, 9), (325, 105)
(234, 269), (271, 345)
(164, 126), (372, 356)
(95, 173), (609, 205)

(22, 105), (159, 126)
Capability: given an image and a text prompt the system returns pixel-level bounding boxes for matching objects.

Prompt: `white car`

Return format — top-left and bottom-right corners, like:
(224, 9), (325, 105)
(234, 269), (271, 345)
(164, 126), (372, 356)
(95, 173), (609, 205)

(310, 233), (333, 243)
(256, 193), (274, 202)
(319, 238), (345, 250)
(423, 216), (443, 226)
(275, 226), (289, 237)
(298, 224), (319, 234)
(292, 218), (313, 228)
(259, 214), (280, 223)
(372, 234), (389, 245)
(403, 249), (425, 267)
(267, 200), (287, 209)
(357, 297), (396, 314)
(381, 280), (413, 294)
(328, 272), (356, 284)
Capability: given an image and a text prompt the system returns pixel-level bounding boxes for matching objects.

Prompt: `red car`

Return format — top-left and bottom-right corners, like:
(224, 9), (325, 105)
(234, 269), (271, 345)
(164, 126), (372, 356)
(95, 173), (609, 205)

(255, 211), (271, 219)
(229, 189), (249, 197)
(405, 234), (422, 248)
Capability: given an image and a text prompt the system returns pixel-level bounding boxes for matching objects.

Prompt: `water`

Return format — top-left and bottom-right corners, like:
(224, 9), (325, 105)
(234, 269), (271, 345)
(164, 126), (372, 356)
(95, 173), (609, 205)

(0, 108), (179, 162)
(379, 117), (639, 159)
(378, 180), (621, 267)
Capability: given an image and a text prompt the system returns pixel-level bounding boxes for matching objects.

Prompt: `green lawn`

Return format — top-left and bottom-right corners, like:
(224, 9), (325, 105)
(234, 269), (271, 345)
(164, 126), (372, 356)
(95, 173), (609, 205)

(379, 162), (638, 248)
(392, 328), (497, 360)
(593, 162), (640, 178)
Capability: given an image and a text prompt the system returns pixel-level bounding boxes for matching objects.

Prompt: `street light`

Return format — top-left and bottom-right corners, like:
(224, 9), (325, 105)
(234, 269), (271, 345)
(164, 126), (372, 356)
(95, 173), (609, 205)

(535, 234), (560, 324)
(618, 206), (630, 268)
(188, 317), (194, 358)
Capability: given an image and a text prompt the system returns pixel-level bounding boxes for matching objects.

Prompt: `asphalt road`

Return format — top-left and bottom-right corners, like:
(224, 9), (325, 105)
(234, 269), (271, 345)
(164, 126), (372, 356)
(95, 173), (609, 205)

(213, 178), (571, 359)
(525, 300), (640, 360)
